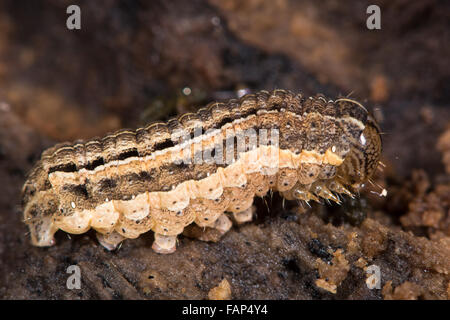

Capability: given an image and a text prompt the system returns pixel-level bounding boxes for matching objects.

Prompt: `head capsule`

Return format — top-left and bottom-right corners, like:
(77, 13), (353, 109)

(339, 115), (382, 189)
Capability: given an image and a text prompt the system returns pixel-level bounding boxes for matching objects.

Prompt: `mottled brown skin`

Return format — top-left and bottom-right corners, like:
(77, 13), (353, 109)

(21, 90), (382, 252)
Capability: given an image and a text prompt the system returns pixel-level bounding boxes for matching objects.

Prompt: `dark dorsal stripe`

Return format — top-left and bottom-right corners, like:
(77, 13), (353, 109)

(117, 149), (139, 161)
(63, 184), (89, 199)
(48, 163), (77, 174)
(46, 99), (296, 175)
(153, 139), (175, 152)
(214, 116), (234, 130)
(85, 157), (105, 171)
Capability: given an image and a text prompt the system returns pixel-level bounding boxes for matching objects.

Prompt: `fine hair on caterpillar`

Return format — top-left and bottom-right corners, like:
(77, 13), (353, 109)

(21, 89), (382, 254)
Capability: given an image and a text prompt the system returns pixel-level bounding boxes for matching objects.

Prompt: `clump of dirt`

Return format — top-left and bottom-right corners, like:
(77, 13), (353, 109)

(315, 249), (351, 294)
(208, 279), (232, 300)
(400, 178), (450, 240)
(382, 281), (423, 300)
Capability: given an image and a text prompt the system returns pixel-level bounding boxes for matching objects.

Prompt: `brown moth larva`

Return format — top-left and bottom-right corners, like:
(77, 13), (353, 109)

(22, 90), (382, 253)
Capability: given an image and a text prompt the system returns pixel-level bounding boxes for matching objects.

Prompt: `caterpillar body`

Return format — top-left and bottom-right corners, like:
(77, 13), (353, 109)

(22, 90), (382, 253)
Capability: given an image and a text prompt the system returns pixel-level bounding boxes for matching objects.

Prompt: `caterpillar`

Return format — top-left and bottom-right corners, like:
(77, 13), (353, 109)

(22, 90), (382, 254)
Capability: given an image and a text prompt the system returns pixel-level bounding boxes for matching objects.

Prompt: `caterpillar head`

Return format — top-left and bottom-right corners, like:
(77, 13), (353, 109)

(339, 115), (382, 189)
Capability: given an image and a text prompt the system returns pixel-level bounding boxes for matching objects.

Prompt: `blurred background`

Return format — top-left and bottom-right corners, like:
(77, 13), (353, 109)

(0, 0), (449, 299)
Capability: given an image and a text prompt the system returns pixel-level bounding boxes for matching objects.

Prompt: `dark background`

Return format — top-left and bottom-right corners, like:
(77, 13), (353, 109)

(0, 0), (449, 299)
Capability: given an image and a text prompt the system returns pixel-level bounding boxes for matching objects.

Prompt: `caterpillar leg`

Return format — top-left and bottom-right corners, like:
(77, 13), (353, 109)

(214, 213), (233, 234)
(152, 233), (177, 254)
(182, 213), (232, 242)
(328, 180), (354, 198)
(96, 231), (125, 251)
(23, 194), (59, 247)
(27, 216), (57, 247)
(232, 206), (255, 224)
(311, 181), (343, 203)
